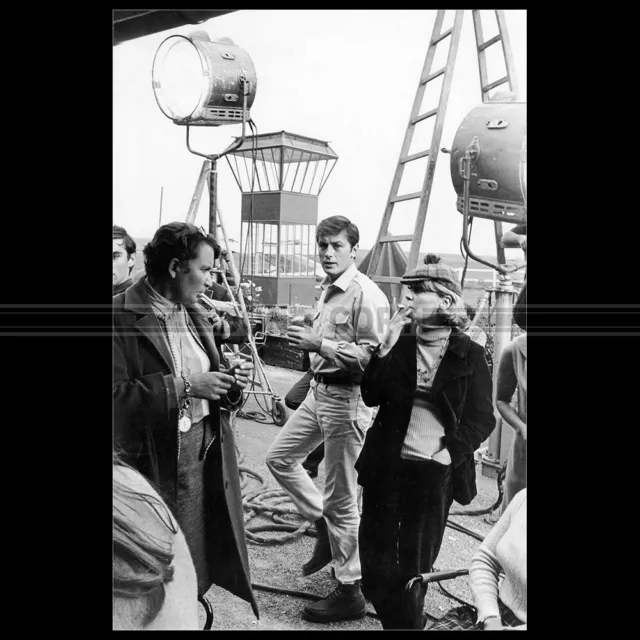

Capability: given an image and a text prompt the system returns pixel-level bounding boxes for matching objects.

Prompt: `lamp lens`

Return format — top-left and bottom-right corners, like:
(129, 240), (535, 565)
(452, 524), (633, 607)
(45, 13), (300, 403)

(154, 38), (204, 119)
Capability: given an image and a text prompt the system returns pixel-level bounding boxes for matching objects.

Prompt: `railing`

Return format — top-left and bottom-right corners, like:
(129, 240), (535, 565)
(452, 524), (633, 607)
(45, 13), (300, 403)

(455, 267), (525, 286)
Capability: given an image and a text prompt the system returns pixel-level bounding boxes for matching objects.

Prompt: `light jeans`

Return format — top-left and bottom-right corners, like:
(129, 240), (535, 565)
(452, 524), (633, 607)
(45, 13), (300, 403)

(266, 380), (373, 583)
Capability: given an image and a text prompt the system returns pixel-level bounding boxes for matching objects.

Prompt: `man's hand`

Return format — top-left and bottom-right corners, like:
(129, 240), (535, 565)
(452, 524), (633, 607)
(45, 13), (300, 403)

(286, 325), (323, 352)
(188, 372), (236, 401)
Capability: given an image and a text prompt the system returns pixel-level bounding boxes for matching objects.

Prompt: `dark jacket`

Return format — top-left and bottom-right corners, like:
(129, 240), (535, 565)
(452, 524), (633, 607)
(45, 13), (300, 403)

(113, 277), (133, 297)
(355, 328), (496, 505)
(112, 277), (258, 617)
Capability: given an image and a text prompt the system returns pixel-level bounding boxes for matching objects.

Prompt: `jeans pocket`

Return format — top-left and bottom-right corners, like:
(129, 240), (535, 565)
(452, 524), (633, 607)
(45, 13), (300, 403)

(324, 384), (352, 402)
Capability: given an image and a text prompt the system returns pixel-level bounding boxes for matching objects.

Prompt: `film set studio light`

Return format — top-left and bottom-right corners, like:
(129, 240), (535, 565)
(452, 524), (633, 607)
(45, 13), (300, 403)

(448, 100), (527, 274)
(152, 31), (257, 127)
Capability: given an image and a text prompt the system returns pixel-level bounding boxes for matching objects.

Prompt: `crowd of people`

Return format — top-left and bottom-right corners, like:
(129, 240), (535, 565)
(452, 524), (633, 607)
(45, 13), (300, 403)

(112, 218), (527, 630)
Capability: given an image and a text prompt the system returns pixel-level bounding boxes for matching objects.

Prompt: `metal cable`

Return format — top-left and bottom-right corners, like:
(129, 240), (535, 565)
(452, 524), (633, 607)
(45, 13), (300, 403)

(459, 215), (474, 290)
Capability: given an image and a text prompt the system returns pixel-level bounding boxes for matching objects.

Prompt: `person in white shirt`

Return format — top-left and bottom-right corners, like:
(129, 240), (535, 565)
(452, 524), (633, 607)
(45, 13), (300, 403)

(429, 488), (526, 630)
(266, 215), (389, 623)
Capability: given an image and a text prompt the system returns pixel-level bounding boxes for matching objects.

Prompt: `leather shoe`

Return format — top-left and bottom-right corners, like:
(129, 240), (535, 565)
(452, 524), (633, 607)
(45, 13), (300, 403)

(302, 580), (366, 623)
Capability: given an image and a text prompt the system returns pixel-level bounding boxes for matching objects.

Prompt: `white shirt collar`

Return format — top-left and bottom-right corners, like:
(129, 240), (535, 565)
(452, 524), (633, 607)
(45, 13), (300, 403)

(321, 262), (359, 292)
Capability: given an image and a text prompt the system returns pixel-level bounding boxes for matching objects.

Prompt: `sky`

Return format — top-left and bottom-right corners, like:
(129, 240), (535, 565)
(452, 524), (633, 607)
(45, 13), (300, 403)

(113, 9), (526, 258)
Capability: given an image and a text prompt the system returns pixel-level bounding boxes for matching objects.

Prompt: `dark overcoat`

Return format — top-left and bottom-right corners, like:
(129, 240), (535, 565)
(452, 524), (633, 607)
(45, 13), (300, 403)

(113, 277), (258, 618)
(355, 327), (496, 505)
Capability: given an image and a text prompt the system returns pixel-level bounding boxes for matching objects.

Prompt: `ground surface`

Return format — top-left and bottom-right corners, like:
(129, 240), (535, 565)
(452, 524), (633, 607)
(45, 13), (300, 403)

(198, 364), (500, 631)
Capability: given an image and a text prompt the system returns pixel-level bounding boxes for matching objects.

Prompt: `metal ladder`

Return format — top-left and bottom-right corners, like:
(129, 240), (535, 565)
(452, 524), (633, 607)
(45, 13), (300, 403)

(367, 9), (521, 292)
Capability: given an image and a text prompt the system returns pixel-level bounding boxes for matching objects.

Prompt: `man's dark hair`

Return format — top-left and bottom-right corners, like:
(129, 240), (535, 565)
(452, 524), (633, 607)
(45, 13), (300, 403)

(316, 215), (359, 248)
(512, 282), (527, 332)
(113, 225), (137, 257)
(143, 222), (221, 282)
(465, 303), (476, 321)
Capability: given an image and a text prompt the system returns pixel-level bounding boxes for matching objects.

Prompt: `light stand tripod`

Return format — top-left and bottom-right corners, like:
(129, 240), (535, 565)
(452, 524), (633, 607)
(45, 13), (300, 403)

(183, 107), (288, 426)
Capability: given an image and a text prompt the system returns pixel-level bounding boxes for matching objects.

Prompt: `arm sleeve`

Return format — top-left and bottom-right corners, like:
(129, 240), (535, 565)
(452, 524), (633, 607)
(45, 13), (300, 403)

(469, 490), (526, 623)
(360, 345), (394, 408)
(449, 344), (496, 457)
(320, 289), (389, 376)
(113, 332), (180, 447)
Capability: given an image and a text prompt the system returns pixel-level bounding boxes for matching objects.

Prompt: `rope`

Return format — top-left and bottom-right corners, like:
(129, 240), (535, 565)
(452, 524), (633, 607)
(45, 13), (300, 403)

(436, 578), (473, 608)
(226, 352), (275, 424)
(236, 443), (317, 545)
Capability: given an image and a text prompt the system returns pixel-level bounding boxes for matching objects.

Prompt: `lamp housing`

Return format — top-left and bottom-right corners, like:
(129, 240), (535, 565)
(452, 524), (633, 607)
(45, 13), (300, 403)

(152, 33), (257, 126)
(450, 102), (526, 224)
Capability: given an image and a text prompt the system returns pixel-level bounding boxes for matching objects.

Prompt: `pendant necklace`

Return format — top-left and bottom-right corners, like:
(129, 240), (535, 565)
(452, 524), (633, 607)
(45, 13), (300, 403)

(417, 328), (449, 389)
(166, 310), (192, 433)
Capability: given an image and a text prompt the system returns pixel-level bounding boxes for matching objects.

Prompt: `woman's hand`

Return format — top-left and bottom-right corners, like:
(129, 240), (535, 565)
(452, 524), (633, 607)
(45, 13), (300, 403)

(231, 361), (254, 391)
(188, 372), (236, 401)
(377, 305), (413, 358)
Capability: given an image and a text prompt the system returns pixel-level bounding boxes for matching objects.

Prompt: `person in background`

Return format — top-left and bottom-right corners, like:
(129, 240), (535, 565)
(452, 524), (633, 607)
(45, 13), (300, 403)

(113, 225), (137, 296)
(501, 223), (527, 255)
(266, 215), (389, 623)
(355, 260), (496, 629)
(464, 303), (488, 349)
(113, 453), (199, 630)
(201, 242), (248, 354)
(113, 222), (258, 620)
(427, 489), (527, 630)
(496, 282), (527, 516)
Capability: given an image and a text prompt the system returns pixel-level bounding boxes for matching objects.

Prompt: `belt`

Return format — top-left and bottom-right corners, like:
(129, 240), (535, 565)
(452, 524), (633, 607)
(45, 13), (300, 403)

(313, 374), (357, 386)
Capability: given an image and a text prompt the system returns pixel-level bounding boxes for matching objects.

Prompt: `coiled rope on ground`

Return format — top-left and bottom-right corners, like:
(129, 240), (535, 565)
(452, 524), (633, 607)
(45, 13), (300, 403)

(237, 447), (317, 545)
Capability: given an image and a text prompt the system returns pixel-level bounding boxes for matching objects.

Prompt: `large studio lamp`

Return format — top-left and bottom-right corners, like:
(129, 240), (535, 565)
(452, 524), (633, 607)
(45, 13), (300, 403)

(151, 31), (258, 241)
(449, 100), (527, 275)
(152, 32), (257, 127)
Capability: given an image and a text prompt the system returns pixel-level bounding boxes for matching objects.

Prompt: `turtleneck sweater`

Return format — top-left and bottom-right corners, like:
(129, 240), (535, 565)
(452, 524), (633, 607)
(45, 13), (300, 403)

(400, 326), (452, 463)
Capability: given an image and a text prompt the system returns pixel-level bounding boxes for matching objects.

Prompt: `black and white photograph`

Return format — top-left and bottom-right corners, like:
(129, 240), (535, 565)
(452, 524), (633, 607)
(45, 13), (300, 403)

(112, 9), (527, 631)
